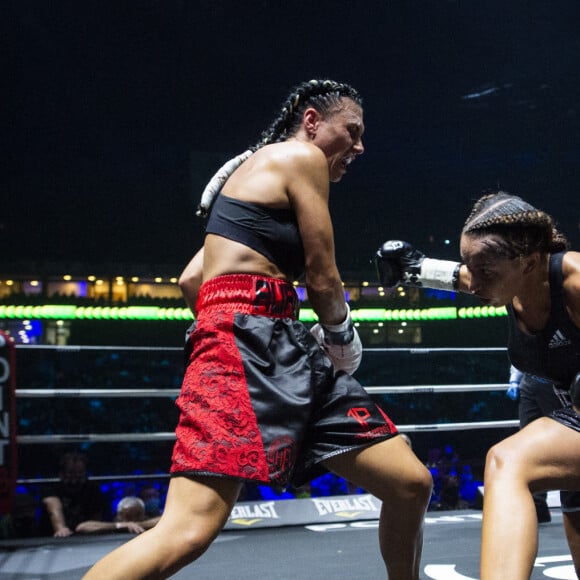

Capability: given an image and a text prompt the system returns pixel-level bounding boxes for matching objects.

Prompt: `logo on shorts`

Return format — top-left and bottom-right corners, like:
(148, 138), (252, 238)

(347, 405), (397, 437)
(254, 280), (299, 318)
(347, 407), (371, 429)
(267, 436), (296, 486)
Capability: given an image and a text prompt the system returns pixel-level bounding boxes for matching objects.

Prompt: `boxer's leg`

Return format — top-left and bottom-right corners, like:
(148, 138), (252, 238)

(83, 475), (242, 580)
(480, 417), (580, 580)
(563, 509), (580, 578)
(518, 376), (552, 522)
(324, 435), (432, 580)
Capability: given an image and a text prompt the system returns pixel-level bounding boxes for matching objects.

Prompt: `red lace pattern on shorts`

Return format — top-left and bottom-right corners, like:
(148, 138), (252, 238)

(171, 311), (270, 482)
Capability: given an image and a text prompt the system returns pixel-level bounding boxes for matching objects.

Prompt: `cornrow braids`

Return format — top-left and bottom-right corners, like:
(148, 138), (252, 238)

(196, 79), (362, 217)
(462, 191), (569, 257)
(255, 79), (362, 149)
(196, 149), (253, 217)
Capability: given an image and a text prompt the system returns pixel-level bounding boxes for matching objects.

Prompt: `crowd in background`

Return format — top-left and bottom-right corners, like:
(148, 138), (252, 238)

(1, 442), (481, 541)
(0, 339), (519, 541)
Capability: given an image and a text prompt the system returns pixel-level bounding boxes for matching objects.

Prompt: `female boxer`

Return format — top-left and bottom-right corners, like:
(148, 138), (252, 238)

(461, 193), (580, 580)
(377, 191), (580, 579)
(84, 80), (432, 580)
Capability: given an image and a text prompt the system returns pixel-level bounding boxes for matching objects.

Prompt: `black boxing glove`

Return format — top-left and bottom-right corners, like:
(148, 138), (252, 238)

(376, 240), (461, 291)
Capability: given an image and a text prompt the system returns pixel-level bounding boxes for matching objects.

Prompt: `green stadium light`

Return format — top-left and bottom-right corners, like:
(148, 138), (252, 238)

(297, 308), (317, 322)
(0, 304), (508, 322)
(351, 308), (382, 321)
(458, 306), (507, 319)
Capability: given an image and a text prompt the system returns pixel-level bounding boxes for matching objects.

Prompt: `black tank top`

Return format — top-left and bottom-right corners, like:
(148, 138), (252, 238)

(205, 194), (305, 279)
(507, 252), (580, 387)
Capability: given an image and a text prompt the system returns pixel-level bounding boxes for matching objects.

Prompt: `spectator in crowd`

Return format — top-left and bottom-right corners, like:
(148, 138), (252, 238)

(428, 472), (470, 511)
(425, 444), (475, 510)
(39, 451), (107, 537)
(76, 496), (160, 534)
(138, 485), (163, 519)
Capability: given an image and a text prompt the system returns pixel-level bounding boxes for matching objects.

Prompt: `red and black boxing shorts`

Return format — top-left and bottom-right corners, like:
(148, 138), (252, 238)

(170, 274), (398, 490)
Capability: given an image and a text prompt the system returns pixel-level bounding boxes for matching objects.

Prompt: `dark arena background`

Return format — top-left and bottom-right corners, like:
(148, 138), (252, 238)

(2, 1), (580, 578)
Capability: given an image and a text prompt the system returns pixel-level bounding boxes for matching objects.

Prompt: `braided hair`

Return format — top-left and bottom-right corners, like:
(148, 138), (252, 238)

(462, 190), (569, 258)
(196, 79), (362, 217)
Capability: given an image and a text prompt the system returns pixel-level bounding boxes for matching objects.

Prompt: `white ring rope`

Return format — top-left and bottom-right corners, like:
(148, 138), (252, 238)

(398, 420), (518, 433)
(19, 474), (171, 485)
(364, 347), (508, 353)
(17, 433), (177, 444)
(16, 345), (508, 353)
(16, 419), (519, 446)
(16, 388), (181, 398)
(365, 384), (508, 394)
(15, 383), (510, 398)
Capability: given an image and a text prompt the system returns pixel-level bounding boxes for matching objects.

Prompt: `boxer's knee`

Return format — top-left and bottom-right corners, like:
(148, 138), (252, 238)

(406, 463), (433, 507)
(484, 440), (522, 487)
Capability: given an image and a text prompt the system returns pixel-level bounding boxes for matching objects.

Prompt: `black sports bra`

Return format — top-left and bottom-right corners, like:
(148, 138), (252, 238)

(205, 194), (305, 279)
(507, 252), (580, 387)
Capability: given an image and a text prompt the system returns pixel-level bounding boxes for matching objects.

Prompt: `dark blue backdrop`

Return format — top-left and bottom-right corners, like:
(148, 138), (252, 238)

(4, 1), (580, 274)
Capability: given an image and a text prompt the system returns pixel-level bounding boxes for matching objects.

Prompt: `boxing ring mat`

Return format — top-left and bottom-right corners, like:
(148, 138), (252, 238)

(0, 505), (574, 579)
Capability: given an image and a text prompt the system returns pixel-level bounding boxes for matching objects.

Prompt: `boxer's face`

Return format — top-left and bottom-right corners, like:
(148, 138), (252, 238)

(460, 233), (525, 306)
(313, 98), (365, 182)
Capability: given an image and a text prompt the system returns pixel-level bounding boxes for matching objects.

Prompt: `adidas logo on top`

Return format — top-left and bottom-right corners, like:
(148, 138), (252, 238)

(548, 329), (571, 349)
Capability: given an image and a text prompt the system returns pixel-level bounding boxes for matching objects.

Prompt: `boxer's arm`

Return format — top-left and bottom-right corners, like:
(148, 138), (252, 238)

(287, 144), (362, 373)
(376, 240), (462, 292)
(179, 248), (204, 313)
(287, 145), (347, 326)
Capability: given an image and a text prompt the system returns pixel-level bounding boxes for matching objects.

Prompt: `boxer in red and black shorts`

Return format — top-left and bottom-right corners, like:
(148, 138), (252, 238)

(171, 274), (397, 490)
(84, 80), (432, 580)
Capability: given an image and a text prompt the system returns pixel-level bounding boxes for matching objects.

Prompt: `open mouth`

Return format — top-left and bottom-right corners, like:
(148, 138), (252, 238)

(341, 155), (354, 168)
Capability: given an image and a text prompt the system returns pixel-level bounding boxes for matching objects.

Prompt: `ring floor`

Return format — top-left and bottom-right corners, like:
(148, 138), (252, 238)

(0, 509), (574, 580)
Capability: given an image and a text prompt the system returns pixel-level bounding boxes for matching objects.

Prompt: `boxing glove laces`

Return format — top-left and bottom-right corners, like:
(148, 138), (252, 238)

(376, 240), (461, 291)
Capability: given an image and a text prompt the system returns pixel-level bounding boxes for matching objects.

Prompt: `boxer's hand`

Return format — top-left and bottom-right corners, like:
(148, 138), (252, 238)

(375, 240), (416, 287)
(310, 305), (362, 375)
(506, 381), (520, 401)
(376, 240), (461, 291)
